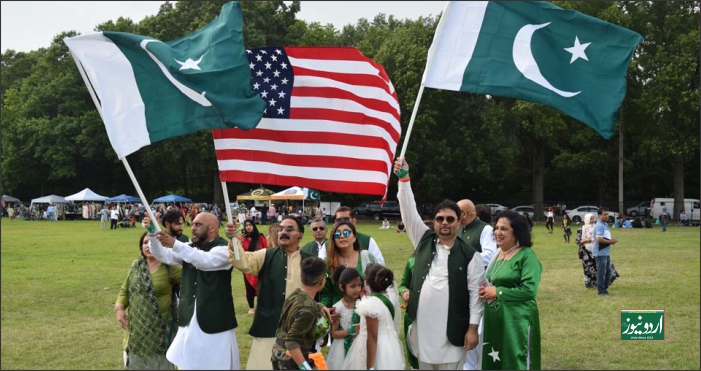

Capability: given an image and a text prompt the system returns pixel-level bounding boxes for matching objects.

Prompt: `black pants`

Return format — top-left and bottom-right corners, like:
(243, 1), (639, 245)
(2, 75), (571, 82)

(244, 273), (256, 308)
(110, 219), (118, 229)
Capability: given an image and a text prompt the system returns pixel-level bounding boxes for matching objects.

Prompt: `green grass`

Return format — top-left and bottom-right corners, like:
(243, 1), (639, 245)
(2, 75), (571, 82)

(1, 219), (699, 369)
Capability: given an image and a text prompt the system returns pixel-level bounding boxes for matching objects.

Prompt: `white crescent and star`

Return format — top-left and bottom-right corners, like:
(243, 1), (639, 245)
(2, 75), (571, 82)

(174, 55), (204, 70)
(140, 39), (211, 107)
(513, 22), (591, 98)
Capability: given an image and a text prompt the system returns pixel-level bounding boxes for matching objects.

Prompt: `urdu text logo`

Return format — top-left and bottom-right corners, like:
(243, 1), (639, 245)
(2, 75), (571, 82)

(620, 309), (665, 341)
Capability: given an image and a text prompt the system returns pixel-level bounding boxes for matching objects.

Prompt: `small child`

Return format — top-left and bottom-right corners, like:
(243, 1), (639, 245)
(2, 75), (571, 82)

(271, 257), (329, 370)
(326, 266), (364, 369)
(343, 264), (405, 370)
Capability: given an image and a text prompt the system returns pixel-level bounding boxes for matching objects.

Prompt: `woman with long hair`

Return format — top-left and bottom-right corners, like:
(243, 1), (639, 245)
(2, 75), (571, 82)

(267, 222), (280, 248)
(115, 232), (181, 369)
(478, 210), (542, 370)
(320, 221), (378, 308)
(238, 219), (268, 314)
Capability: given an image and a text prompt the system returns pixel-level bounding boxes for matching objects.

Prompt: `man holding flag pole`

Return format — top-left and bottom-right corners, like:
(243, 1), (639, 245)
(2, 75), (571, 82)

(65, 1), (265, 369)
(394, 1), (642, 370)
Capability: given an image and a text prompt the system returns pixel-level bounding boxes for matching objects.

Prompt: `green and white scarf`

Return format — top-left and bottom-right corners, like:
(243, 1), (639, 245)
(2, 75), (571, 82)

(125, 258), (178, 370)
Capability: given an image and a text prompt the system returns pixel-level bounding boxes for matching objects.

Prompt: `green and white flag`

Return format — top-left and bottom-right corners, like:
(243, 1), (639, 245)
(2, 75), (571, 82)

(64, 1), (265, 159)
(424, 1), (643, 139)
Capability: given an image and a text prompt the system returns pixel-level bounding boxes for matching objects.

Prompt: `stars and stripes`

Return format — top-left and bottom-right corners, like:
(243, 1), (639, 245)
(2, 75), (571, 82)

(212, 46), (401, 196)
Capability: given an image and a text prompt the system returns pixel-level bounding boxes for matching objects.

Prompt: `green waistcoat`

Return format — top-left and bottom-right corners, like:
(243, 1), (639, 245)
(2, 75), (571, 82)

(250, 246), (314, 338)
(176, 234), (190, 243)
(301, 238), (327, 257)
(458, 218), (489, 253)
(406, 230), (476, 347)
(178, 236), (236, 334)
(356, 232), (371, 251)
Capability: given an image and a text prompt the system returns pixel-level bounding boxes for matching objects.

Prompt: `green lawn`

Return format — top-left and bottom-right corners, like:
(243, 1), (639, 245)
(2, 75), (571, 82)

(1, 218), (699, 369)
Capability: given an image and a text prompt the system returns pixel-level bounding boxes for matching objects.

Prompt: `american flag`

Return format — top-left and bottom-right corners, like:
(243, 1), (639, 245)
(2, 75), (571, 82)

(212, 46), (401, 196)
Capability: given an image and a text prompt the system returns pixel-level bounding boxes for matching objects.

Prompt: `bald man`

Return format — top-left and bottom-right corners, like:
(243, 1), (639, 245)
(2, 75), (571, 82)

(146, 212), (240, 370)
(457, 199), (496, 370)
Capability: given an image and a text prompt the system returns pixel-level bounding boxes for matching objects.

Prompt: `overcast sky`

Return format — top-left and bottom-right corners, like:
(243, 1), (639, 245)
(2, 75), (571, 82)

(1, 1), (447, 53)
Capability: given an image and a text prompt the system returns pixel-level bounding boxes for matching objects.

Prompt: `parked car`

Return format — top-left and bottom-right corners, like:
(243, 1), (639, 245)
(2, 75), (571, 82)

(566, 205), (619, 224)
(354, 200), (402, 220)
(510, 205), (549, 220)
(485, 203), (508, 215)
(626, 201), (650, 217)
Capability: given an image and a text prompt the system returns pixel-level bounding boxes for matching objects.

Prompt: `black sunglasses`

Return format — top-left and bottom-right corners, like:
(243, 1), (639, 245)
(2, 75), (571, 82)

(312, 226), (326, 232)
(335, 216), (352, 223)
(435, 215), (457, 224)
(277, 226), (299, 233)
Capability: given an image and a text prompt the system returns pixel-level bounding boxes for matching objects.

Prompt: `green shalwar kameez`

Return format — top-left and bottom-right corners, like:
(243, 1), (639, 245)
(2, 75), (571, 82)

(482, 248), (542, 370)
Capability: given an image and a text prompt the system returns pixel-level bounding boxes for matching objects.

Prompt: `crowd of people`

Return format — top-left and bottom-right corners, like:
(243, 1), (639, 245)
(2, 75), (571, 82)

(111, 157), (547, 371)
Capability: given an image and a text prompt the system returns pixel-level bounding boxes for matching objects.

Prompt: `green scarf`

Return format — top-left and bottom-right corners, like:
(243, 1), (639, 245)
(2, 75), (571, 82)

(125, 258), (178, 370)
(343, 310), (361, 356)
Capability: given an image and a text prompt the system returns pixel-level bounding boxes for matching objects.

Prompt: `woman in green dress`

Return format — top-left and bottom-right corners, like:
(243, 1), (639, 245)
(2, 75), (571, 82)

(478, 210), (542, 370)
(115, 232), (181, 369)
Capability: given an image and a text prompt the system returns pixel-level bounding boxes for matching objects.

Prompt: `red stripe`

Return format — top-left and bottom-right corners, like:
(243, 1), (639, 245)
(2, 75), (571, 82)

(215, 149), (389, 173)
(219, 170), (388, 195)
(216, 128), (394, 160)
(292, 66), (396, 100)
(291, 86), (400, 122)
(285, 46), (372, 62)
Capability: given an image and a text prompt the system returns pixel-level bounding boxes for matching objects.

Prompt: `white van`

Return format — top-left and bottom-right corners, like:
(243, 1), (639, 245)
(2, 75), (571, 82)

(649, 198), (700, 222)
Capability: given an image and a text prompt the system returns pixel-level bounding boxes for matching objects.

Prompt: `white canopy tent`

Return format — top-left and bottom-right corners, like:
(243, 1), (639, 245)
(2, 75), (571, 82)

(31, 194), (67, 204)
(65, 188), (108, 202)
(270, 186), (320, 214)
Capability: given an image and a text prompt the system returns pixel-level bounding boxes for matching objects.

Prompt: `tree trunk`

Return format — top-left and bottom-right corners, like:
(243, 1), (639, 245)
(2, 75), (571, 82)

(673, 156), (685, 221)
(532, 146), (545, 221)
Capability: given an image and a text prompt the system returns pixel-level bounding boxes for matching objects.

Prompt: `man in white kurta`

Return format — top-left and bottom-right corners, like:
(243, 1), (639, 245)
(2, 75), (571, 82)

(147, 212), (240, 370)
(395, 158), (485, 370)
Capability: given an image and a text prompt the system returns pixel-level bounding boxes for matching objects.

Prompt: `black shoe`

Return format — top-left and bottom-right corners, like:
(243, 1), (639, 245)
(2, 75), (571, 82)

(598, 292), (610, 296)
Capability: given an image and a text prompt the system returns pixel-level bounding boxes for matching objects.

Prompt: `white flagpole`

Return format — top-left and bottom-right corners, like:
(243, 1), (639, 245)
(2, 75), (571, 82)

(69, 51), (162, 232)
(221, 181), (240, 260)
(399, 1), (453, 158)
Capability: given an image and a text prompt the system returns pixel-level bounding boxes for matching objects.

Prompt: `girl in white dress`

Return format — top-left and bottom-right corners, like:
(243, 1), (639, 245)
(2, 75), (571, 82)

(342, 264), (405, 370)
(326, 266), (363, 370)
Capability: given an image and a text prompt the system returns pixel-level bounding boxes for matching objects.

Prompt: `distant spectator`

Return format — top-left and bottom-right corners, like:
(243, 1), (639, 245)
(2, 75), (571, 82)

(632, 217), (643, 228)
(523, 212), (534, 231)
(396, 220), (405, 233)
(474, 203), (492, 224)
(623, 218), (633, 228)
(679, 209), (689, 226)
(380, 218), (391, 229)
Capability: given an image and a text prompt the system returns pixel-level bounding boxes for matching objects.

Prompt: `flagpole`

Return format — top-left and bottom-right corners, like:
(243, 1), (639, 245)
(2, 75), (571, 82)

(221, 181), (240, 260)
(398, 1), (452, 159)
(69, 51), (162, 232)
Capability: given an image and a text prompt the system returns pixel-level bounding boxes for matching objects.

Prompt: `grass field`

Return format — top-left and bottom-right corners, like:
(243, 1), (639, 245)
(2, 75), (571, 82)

(1, 218), (699, 369)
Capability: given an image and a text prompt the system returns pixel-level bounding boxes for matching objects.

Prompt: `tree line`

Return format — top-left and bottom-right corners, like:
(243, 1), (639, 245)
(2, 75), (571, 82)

(1, 1), (698, 220)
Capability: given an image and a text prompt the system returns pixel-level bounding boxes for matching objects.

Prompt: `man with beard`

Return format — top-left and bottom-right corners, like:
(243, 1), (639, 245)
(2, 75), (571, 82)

(158, 209), (190, 243)
(146, 212), (239, 369)
(225, 216), (336, 370)
(395, 157), (485, 370)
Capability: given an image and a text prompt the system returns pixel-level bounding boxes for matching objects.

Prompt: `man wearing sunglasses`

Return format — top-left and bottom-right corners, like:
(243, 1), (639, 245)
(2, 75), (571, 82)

(332, 206), (385, 265)
(395, 157), (485, 370)
(301, 218), (328, 258)
(225, 216), (337, 370)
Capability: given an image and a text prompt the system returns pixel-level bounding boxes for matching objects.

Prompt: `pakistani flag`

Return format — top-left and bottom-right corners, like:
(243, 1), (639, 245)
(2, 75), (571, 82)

(424, 1), (643, 139)
(64, 1), (265, 159)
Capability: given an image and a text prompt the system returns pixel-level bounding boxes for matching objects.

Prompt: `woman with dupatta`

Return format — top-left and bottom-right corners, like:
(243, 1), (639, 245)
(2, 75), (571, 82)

(478, 210), (542, 370)
(115, 232), (181, 369)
